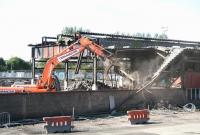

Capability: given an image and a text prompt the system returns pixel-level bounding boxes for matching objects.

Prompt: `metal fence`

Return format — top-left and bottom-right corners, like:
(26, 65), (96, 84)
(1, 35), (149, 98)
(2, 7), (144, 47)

(0, 112), (10, 127)
(186, 88), (200, 100)
(0, 71), (31, 78)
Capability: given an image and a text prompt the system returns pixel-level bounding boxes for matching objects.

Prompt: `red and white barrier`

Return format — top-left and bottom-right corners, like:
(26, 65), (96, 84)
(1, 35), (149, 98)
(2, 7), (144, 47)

(43, 116), (72, 133)
(127, 109), (149, 124)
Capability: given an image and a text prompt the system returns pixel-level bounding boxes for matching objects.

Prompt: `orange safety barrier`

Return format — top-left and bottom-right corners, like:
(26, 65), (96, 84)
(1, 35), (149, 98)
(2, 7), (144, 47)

(127, 109), (149, 124)
(43, 116), (72, 133)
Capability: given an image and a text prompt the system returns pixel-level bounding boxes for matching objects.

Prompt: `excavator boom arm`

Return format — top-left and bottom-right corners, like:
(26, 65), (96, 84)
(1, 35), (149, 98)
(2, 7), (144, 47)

(0, 36), (134, 93)
(37, 37), (112, 90)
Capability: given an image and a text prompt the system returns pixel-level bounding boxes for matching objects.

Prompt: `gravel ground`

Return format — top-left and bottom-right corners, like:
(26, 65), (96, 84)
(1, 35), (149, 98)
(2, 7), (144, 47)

(0, 110), (200, 135)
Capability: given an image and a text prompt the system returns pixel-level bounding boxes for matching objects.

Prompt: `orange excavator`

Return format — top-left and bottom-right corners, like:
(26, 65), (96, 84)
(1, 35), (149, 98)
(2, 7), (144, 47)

(0, 36), (119, 93)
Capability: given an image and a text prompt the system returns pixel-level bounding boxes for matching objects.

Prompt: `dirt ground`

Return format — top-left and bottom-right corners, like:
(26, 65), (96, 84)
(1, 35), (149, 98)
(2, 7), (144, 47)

(0, 110), (200, 135)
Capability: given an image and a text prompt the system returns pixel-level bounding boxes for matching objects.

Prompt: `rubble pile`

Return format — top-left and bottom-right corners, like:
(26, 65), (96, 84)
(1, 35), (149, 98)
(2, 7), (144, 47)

(65, 80), (113, 91)
(150, 101), (197, 115)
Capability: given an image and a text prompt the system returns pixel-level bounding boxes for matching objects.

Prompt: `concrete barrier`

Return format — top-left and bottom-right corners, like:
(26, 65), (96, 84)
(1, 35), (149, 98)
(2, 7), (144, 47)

(0, 89), (186, 120)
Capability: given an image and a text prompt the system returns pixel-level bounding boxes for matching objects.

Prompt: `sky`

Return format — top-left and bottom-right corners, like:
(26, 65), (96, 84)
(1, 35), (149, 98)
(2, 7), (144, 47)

(0, 0), (200, 60)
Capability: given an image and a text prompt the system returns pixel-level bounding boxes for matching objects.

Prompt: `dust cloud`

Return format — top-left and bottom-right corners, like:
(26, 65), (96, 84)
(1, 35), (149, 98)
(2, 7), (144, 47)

(103, 56), (162, 89)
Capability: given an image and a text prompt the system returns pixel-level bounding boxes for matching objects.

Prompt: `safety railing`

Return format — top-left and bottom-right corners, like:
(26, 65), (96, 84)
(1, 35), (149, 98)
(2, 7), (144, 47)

(186, 88), (200, 100)
(0, 112), (10, 127)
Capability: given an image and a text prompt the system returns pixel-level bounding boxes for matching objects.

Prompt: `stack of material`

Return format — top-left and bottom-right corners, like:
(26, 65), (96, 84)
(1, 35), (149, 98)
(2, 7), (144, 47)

(65, 80), (112, 91)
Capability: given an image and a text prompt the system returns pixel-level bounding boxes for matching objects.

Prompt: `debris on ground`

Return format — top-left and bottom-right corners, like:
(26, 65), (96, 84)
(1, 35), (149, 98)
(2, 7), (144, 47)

(149, 102), (198, 116)
(183, 103), (196, 112)
(149, 100), (186, 115)
(65, 80), (113, 91)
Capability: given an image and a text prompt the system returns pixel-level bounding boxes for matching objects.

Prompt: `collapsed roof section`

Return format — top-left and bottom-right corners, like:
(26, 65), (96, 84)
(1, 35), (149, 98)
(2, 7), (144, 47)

(28, 32), (200, 89)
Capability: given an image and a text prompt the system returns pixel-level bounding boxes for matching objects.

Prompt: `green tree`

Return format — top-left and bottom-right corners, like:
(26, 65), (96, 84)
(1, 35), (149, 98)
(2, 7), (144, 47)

(6, 57), (31, 70)
(35, 58), (49, 68)
(157, 33), (168, 39)
(134, 32), (168, 39)
(62, 26), (90, 35)
(135, 32), (145, 37)
(0, 57), (7, 71)
(114, 31), (168, 39)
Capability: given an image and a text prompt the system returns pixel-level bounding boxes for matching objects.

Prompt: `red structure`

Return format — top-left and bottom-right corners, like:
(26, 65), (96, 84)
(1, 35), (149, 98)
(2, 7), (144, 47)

(184, 72), (200, 88)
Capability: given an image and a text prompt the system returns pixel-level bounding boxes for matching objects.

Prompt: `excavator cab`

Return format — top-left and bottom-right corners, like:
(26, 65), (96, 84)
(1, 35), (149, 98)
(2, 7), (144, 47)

(51, 74), (61, 92)
(41, 73), (61, 92)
